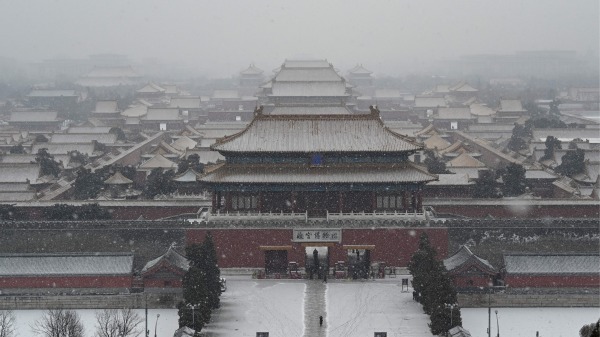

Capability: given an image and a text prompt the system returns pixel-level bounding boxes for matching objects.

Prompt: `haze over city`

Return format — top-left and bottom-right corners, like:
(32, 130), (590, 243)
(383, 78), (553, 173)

(2, 0), (599, 76)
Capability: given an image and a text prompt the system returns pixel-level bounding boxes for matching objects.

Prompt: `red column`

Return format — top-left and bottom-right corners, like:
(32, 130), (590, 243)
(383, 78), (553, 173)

(225, 192), (232, 212)
(401, 191), (408, 211)
(212, 191), (217, 211)
(291, 192), (297, 212)
(417, 190), (423, 212)
(371, 192), (377, 212)
(258, 191), (263, 212)
(338, 191), (344, 213)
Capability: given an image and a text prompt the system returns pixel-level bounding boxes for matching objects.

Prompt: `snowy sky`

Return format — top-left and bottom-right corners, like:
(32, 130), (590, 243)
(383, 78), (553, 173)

(2, 0), (599, 76)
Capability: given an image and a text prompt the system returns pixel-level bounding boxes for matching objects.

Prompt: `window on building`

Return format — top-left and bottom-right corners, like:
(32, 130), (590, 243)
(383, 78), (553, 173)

(236, 115), (242, 121)
(376, 194), (403, 210)
(450, 121), (458, 130)
(159, 123), (167, 131)
(311, 153), (323, 166)
(232, 195), (258, 210)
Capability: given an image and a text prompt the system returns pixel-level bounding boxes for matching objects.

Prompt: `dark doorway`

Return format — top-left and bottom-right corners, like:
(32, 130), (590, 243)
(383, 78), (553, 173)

(298, 192), (338, 217)
(305, 246), (329, 279)
(348, 249), (371, 279)
(265, 250), (288, 274)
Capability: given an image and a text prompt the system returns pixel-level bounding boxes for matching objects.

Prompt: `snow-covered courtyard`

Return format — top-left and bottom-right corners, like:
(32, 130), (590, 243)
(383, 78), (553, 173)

(7, 277), (600, 337)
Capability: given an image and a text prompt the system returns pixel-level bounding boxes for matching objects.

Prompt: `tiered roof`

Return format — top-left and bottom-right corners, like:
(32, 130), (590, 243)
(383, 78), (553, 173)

(201, 162), (436, 184)
(212, 113), (422, 154)
(267, 59), (348, 97)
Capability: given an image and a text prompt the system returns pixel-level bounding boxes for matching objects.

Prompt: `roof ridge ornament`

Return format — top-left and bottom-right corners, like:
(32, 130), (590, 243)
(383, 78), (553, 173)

(369, 105), (380, 116)
(254, 105), (264, 116)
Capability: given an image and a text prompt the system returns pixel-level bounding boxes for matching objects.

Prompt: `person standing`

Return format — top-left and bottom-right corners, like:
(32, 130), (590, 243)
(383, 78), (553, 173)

(319, 315), (323, 326)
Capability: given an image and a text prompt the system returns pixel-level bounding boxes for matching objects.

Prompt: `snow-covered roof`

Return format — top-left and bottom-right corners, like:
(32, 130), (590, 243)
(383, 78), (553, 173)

(67, 126), (114, 134)
(504, 254), (600, 275)
(267, 106), (352, 115)
(444, 246), (495, 273)
(283, 59), (331, 68)
(275, 68), (342, 82)
(10, 111), (59, 123)
(144, 108), (180, 121)
(201, 163), (437, 184)
(173, 168), (201, 182)
(139, 154), (177, 169)
(270, 82), (347, 97)
(240, 64), (264, 75)
(436, 107), (473, 120)
(447, 153), (486, 168)
(212, 114), (423, 153)
(171, 136), (198, 151)
(0, 253), (134, 276)
(500, 99), (526, 112)
(423, 134), (451, 150)
(121, 104), (148, 118)
(0, 154), (37, 164)
(50, 133), (118, 144)
(104, 172), (133, 185)
(428, 174), (473, 186)
(93, 100), (119, 113)
(137, 83), (165, 93)
(32, 143), (96, 156)
(348, 64), (372, 75)
(142, 246), (189, 274)
(0, 164), (41, 183)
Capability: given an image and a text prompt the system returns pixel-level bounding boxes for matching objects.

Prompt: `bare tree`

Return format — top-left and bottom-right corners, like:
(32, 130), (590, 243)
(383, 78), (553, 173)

(95, 309), (143, 337)
(0, 310), (16, 337)
(32, 309), (85, 337)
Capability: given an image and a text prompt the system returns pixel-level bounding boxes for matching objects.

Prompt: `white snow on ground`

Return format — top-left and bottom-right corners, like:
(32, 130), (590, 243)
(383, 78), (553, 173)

(6, 279), (600, 337)
(462, 307), (600, 337)
(327, 281), (433, 337)
(201, 278), (305, 336)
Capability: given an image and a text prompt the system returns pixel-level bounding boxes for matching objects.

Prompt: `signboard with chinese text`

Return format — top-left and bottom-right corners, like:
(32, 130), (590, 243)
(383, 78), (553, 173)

(292, 229), (342, 243)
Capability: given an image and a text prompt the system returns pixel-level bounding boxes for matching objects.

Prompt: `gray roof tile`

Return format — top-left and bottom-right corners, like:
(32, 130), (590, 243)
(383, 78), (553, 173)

(0, 253), (133, 276)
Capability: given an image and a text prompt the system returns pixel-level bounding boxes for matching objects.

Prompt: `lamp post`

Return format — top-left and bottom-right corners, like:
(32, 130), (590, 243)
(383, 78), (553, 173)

(187, 303), (198, 327)
(495, 310), (500, 337)
(154, 314), (160, 337)
(487, 286), (492, 337)
(445, 303), (457, 328)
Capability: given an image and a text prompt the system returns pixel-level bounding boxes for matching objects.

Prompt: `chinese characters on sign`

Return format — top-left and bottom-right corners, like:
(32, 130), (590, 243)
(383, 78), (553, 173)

(293, 229), (342, 243)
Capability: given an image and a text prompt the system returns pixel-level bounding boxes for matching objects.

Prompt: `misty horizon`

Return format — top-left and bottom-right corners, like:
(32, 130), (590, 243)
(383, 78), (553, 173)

(2, 0), (598, 77)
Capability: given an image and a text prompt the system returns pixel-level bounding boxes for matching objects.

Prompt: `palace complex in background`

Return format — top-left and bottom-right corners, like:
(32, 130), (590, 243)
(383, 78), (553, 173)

(0, 57), (598, 306)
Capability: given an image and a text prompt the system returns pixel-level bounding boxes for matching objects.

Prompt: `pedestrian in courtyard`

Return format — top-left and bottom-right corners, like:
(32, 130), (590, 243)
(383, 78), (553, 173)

(319, 315), (323, 326)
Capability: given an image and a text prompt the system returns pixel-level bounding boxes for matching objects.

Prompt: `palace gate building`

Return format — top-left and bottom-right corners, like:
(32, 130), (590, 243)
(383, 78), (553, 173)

(190, 60), (445, 276)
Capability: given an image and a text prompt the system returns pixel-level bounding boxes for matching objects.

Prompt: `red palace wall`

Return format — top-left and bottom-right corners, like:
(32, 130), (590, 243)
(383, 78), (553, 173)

(452, 275), (493, 288)
(186, 227), (448, 269)
(0, 276), (132, 289)
(505, 275), (600, 288)
(143, 279), (183, 288)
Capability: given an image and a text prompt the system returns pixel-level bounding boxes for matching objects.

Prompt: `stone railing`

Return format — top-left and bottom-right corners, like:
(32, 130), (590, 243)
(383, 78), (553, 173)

(327, 210), (426, 221)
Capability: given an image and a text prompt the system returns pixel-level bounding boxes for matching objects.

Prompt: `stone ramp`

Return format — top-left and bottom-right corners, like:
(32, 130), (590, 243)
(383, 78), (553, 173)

(303, 280), (328, 337)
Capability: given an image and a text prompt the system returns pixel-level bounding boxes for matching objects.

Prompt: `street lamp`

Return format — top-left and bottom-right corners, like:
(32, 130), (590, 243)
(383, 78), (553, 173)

(154, 314), (160, 337)
(187, 303), (199, 326)
(445, 303), (457, 328)
(495, 310), (500, 337)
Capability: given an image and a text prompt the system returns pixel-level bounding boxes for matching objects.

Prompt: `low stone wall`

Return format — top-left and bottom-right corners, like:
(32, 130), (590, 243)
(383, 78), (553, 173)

(458, 292), (599, 308)
(0, 293), (183, 310)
